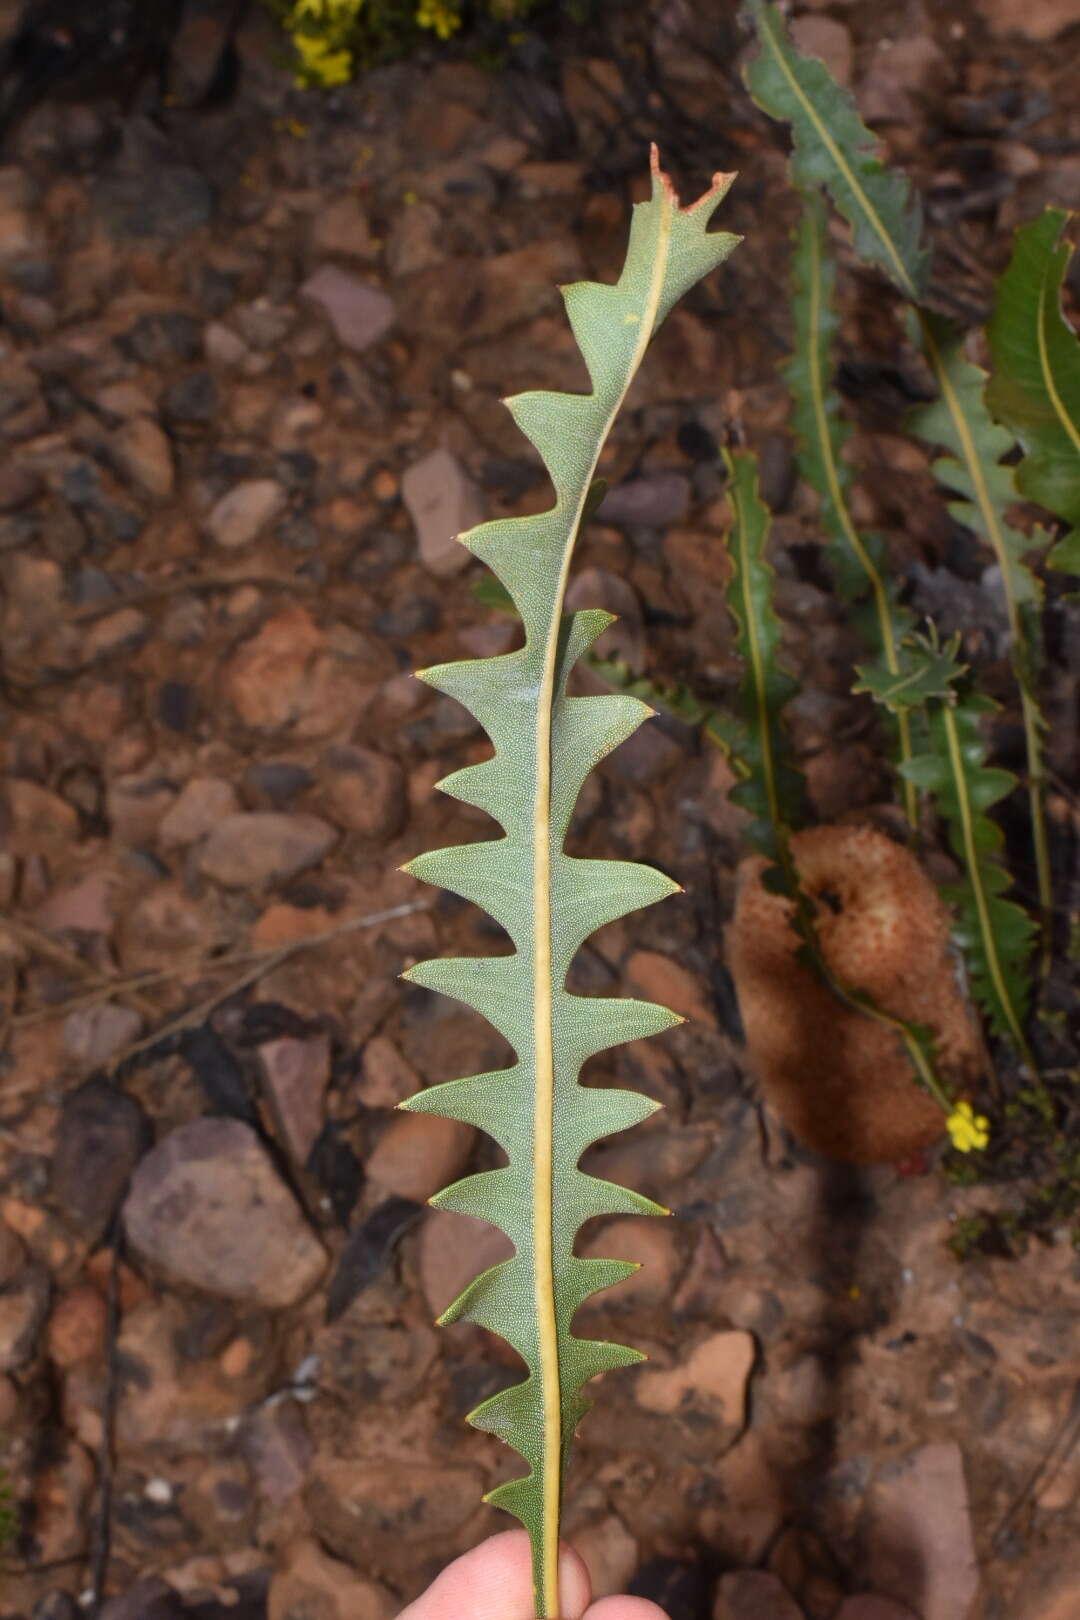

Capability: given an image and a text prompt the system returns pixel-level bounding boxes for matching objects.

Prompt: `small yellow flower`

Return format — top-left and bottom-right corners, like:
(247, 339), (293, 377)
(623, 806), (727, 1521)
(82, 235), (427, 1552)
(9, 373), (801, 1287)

(416, 0), (461, 40)
(292, 32), (354, 87)
(947, 1100), (990, 1154)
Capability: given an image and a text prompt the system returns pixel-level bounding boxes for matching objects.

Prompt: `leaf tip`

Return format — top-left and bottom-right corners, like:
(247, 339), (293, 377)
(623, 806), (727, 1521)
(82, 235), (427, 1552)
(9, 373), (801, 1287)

(649, 141), (737, 215)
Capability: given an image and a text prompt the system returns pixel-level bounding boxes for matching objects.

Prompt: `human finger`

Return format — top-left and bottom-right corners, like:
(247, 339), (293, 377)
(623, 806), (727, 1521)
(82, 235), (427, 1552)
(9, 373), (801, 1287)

(397, 1529), (593, 1620)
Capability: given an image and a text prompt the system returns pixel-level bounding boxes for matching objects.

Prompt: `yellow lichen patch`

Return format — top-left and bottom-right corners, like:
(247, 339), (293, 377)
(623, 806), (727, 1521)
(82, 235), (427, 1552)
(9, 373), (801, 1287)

(726, 823), (985, 1165)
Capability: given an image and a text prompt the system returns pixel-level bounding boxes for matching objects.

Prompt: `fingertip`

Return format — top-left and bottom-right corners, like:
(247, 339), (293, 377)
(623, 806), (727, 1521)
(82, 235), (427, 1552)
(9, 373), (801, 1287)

(396, 1531), (593, 1620)
(585, 1598), (670, 1620)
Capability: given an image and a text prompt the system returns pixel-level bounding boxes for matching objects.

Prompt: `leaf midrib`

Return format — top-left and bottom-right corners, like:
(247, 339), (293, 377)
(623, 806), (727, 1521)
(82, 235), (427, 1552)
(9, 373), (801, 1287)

(531, 183), (676, 1617)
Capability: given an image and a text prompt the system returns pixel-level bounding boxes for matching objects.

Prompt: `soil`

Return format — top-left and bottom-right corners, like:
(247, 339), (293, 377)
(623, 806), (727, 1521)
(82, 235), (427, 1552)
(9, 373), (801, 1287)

(0, 2), (1078, 1619)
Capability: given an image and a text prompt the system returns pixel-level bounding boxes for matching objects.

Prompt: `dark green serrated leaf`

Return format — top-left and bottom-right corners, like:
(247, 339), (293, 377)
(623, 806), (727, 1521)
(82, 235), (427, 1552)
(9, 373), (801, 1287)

(720, 446), (808, 863)
(987, 207), (1080, 532)
(743, 0), (929, 301)
(900, 691), (1035, 1057)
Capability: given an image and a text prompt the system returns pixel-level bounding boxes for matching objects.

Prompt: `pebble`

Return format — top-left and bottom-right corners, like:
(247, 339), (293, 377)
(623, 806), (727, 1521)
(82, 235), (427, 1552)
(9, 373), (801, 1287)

(790, 15), (853, 85)
(402, 448), (484, 577)
(366, 1113), (475, 1204)
(304, 1459), (482, 1566)
(358, 1034), (419, 1109)
(0, 165), (43, 264)
(301, 264), (395, 352)
(864, 1443), (978, 1620)
(834, 1599), (919, 1620)
(243, 760), (314, 809)
(565, 566), (646, 672)
(5, 778), (78, 855)
(81, 606), (150, 662)
(311, 195), (376, 261)
(258, 1034), (331, 1164)
(120, 310), (203, 365)
(386, 201), (445, 277)
(206, 478), (288, 548)
(269, 1537), (395, 1620)
(579, 1215), (683, 1309)
(123, 1117), (327, 1307)
(240, 1399), (315, 1506)
(418, 1209), (514, 1318)
(714, 1570), (804, 1620)
(36, 872), (115, 935)
(158, 777), (240, 846)
(598, 471), (690, 529)
(197, 811), (337, 889)
(52, 1079), (149, 1242)
(224, 603), (358, 735)
(321, 745), (405, 842)
(572, 1516), (639, 1600)
(105, 770), (176, 846)
(47, 1283), (108, 1368)
(0, 1262), (50, 1371)
(160, 369), (219, 425)
(62, 1003), (143, 1067)
(636, 1329), (755, 1440)
(112, 415), (175, 498)
(623, 950), (715, 1025)
(99, 1578), (183, 1620)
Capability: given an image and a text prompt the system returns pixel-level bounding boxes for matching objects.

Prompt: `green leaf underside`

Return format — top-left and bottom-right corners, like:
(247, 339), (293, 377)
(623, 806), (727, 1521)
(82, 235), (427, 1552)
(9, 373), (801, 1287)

(720, 447), (808, 865)
(900, 691), (1035, 1054)
(785, 190), (917, 821)
(987, 207), (1080, 533)
(744, 1), (929, 303)
(402, 153), (739, 1619)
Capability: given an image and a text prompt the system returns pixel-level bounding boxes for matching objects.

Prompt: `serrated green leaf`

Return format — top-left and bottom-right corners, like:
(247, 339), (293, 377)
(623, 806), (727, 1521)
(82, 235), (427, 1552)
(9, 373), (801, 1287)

(900, 692), (1036, 1057)
(987, 207), (1080, 532)
(785, 189), (917, 820)
(909, 313), (1051, 922)
(720, 447), (808, 863)
(743, 0), (929, 301)
(1048, 528), (1080, 575)
(853, 632), (967, 711)
(402, 151), (739, 1619)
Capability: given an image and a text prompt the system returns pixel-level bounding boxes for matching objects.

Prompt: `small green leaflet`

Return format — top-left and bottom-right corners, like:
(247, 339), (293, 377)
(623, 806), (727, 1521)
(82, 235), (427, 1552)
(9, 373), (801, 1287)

(402, 151), (740, 1620)
(743, 0), (929, 302)
(900, 690), (1036, 1060)
(987, 207), (1080, 538)
(854, 632), (967, 711)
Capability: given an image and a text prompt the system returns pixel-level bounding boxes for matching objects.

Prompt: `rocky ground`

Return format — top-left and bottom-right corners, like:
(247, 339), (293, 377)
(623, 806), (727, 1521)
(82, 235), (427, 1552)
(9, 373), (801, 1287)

(1, 1), (1079, 1618)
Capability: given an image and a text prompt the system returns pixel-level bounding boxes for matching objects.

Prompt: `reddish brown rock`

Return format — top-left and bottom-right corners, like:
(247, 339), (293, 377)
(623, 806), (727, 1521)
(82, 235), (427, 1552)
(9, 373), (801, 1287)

(623, 950), (714, 1025)
(366, 1113), (475, 1204)
(47, 1284), (108, 1368)
(269, 1537), (395, 1620)
(301, 265), (394, 351)
(865, 1443), (978, 1620)
(418, 1210), (514, 1318)
(258, 1033), (330, 1163)
(636, 1330), (755, 1448)
(123, 1118), (327, 1307)
(304, 1460), (482, 1566)
(571, 1516), (639, 1601)
(158, 777), (240, 846)
(714, 1570), (803, 1620)
(5, 780), (78, 856)
(112, 415), (175, 498)
(321, 745), (405, 842)
(198, 812), (336, 889)
(207, 479), (287, 548)
(402, 448), (484, 577)
(579, 1215), (684, 1310)
(359, 1035), (420, 1109)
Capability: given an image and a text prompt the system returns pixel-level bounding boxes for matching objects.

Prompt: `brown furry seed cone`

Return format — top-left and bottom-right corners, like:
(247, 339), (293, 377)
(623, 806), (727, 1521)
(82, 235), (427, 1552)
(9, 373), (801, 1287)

(726, 824), (985, 1165)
